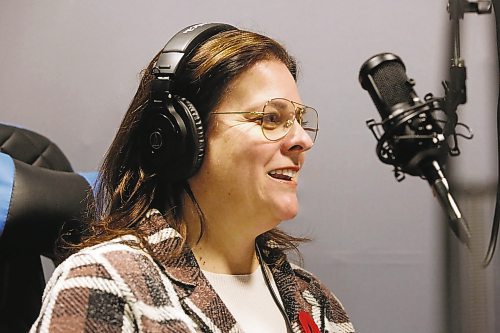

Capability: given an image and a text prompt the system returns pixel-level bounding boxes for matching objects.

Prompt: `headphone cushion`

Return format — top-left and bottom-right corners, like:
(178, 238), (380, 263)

(173, 96), (205, 179)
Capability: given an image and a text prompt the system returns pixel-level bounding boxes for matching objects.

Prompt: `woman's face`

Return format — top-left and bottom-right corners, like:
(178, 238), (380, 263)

(188, 59), (314, 236)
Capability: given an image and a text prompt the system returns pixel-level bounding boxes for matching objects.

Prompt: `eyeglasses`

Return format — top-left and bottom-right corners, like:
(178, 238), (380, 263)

(211, 98), (318, 142)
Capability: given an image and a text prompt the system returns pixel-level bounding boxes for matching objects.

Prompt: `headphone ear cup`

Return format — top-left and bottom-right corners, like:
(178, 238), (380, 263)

(142, 96), (205, 181)
(174, 96), (205, 178)
(142, 104), (184, 178)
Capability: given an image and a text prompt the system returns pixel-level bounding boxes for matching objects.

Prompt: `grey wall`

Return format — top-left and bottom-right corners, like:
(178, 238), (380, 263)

(1, 1), (497, 332)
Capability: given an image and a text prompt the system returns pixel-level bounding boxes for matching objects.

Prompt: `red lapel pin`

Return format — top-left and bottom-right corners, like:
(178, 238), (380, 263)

(298, 310), (320, 333)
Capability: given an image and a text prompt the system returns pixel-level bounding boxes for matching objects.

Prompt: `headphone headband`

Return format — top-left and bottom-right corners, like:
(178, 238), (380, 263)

(154, 23), (237, 80)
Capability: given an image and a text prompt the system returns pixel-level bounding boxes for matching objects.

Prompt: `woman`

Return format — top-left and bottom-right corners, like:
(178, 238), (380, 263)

(30, 23), (355, 333)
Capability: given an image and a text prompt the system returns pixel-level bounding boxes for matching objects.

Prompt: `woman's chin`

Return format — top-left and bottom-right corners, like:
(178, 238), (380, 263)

(272, 199), (299, 222)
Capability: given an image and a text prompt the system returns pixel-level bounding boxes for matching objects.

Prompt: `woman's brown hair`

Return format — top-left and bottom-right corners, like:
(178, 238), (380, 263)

(73, 28), (307, 259)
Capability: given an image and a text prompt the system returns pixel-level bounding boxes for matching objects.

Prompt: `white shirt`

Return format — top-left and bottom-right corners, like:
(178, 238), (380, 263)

(202, 265), (288, 333)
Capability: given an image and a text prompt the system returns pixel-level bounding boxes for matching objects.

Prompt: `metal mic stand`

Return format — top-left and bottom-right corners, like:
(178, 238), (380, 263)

(446, 0), (498, 266)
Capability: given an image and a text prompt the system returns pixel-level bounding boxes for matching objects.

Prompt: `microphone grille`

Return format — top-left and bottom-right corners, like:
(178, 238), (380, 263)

(359, 53), (417, 117)
(370, 60), (413, 109)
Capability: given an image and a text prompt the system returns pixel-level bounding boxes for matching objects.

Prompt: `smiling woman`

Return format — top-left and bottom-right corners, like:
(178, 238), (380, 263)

(29, 23), (355, 333)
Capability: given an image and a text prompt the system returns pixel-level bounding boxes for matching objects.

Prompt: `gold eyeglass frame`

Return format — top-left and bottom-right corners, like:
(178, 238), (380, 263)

(211, 98), (318, 142)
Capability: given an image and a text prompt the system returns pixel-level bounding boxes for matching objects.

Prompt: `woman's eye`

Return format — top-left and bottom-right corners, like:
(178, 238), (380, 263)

(263, 112), (281, 124)
(261, 112), (281, 130)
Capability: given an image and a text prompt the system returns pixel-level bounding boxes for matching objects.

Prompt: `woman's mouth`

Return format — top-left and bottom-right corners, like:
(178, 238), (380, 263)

(268, 169), (298, 181)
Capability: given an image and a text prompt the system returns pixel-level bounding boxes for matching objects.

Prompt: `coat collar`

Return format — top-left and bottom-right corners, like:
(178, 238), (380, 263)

(138, 209), (201, 289)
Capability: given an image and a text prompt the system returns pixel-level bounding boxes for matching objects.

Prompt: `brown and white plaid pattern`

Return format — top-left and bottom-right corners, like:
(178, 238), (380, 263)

(30, 209), (355, 332)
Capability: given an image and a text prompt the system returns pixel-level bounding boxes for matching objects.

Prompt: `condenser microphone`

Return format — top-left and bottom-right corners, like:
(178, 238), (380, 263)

(359, 52), (471, 245)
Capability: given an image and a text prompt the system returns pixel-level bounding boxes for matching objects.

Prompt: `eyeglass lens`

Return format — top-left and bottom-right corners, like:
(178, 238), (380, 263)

(262, 98), (318, 142)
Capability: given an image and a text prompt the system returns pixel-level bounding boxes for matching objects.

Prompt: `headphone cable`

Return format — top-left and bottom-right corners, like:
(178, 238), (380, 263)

(255, 242), (294, 333)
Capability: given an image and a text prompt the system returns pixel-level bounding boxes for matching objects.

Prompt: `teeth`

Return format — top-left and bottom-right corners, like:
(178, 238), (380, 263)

(268, 169), (298, 178)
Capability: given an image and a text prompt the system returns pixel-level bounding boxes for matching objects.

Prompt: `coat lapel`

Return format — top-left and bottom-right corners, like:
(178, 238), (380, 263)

(261, 242), (318, 333)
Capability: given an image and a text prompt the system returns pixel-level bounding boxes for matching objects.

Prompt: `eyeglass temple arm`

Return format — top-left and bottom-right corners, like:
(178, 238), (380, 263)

(211, 111), (265, 115)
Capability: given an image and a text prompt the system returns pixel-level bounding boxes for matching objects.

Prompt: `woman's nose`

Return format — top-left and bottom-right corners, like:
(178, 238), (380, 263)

(284, 121), (314, 152)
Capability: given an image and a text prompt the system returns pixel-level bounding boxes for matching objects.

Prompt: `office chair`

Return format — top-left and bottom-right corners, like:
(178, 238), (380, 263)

(0, 123), (94, 332)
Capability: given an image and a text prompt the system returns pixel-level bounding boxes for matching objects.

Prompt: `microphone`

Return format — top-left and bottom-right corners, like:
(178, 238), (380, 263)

(359, 52), (471, 245)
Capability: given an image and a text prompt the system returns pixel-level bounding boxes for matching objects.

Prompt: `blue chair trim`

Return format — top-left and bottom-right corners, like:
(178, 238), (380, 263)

(0, 153), (15, 237)
(78, 171), (99, 197)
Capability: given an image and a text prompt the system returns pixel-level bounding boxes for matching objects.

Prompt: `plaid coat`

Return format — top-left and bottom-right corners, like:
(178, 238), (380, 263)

(30, 209), (355, 333)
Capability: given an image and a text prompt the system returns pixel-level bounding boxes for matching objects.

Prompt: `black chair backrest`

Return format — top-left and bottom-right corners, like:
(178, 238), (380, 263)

(0, 123), (94, 332)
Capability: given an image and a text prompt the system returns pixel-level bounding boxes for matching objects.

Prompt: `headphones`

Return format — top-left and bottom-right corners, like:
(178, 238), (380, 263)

(142, 23), (237, 181)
